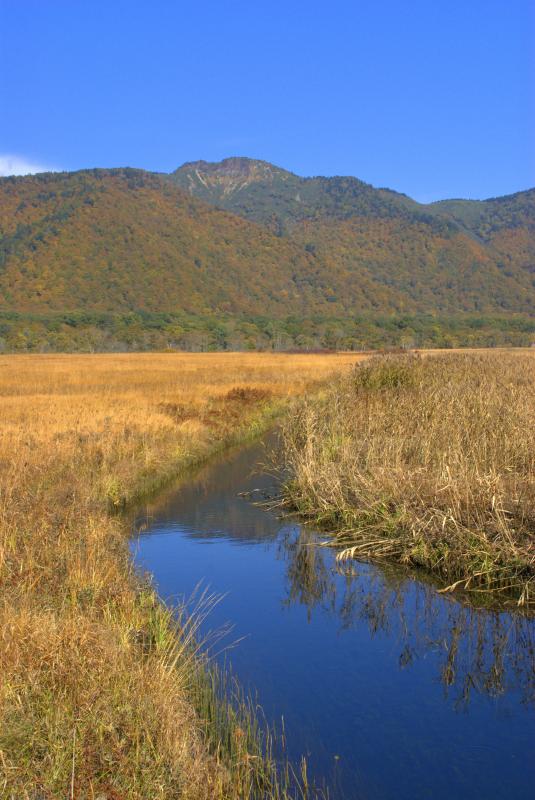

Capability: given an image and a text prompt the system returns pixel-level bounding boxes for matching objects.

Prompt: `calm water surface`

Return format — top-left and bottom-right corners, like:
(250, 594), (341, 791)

(131, 436), (534, 800)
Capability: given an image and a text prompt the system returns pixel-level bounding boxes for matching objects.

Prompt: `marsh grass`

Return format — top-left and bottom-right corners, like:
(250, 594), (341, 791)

(282, 352), (535, 606)
(190, 658), (324, 800)
(0, 352), (356, 799)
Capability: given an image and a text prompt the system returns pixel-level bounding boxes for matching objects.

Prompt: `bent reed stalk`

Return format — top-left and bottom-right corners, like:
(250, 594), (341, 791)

(282, 352), (535, 606)
(1, 352), (355, 799)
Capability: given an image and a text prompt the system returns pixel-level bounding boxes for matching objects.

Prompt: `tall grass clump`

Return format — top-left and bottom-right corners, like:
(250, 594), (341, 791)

(282, 352), (535, 606)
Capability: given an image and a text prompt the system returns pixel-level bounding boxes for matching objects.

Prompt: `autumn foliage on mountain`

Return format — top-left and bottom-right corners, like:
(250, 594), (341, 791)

(0, 159), (533, 350)
(171, 158), (534, 315)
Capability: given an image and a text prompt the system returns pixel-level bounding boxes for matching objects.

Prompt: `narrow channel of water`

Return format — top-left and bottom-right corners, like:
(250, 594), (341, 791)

(131, 436), (534, 800)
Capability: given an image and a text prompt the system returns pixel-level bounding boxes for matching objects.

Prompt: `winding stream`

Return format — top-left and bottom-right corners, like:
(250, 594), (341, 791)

(131, 435), (534, 800)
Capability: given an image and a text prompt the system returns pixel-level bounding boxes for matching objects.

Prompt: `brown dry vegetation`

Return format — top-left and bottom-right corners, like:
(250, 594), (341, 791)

(0, 351), (362, 799)
(282, 351), (535, 606)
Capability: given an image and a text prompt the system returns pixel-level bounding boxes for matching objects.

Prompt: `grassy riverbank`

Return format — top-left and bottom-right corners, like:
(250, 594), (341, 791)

(282, 351), (535, 606)
(0, 352), (360, 798)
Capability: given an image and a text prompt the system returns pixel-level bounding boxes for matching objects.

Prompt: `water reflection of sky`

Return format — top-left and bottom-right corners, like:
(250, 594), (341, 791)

(131, 438), (535, 800)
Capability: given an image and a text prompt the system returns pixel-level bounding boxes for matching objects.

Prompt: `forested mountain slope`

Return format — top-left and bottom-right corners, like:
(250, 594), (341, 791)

(0, 168), (336, 316)
(172, 158), (535, 314)
(1, 162), (534, 319)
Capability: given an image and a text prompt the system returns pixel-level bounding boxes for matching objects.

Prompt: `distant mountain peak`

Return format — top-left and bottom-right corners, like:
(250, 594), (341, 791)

(173, 157), (295, 198)
(177, 156), (292, 174)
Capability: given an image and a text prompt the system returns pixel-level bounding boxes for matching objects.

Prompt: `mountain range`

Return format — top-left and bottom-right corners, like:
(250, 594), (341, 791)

(0, 158), (533, 350)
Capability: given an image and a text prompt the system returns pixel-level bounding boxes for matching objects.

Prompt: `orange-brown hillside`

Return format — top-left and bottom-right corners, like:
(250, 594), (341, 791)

(1, 160), (534, 319)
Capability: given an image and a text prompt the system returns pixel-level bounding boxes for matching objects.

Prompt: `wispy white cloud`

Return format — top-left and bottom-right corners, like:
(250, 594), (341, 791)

(0, 154), (59, 177)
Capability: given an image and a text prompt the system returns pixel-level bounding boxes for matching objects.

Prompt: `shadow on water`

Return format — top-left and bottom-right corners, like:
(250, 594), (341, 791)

(131, 434), (535, 800)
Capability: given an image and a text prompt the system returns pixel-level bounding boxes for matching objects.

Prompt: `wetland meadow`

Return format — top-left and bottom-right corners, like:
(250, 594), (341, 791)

(0, 349), (533, 799)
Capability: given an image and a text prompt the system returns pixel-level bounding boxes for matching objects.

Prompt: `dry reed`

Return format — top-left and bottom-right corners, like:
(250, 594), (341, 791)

(282, 352), (535, 606)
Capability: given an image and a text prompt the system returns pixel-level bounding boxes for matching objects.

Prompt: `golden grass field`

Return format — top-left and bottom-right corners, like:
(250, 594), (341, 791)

(0, 351), (362, 799)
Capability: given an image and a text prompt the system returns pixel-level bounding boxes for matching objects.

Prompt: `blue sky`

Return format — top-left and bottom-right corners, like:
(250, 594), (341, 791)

(1, 0), (534, 201)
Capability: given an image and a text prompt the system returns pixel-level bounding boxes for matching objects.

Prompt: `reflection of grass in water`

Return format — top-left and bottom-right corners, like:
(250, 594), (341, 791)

(283, 352), (535, 605)
(279, 526), (535, 709)
(279, 528), (337, 619)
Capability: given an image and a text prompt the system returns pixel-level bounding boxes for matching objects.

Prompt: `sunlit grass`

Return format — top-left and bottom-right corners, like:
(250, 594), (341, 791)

(282, 351), (535, 606)
(0, 351), (358, 798)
